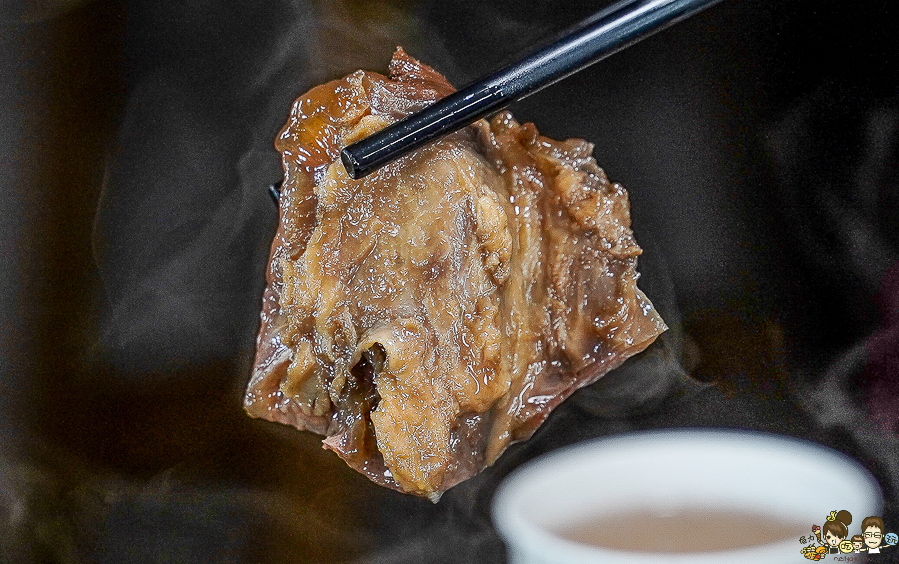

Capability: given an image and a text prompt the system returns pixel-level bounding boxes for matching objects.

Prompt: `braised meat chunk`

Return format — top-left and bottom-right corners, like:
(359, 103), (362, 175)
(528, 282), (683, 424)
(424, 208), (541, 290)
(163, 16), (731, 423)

(245, 48), (666, 500)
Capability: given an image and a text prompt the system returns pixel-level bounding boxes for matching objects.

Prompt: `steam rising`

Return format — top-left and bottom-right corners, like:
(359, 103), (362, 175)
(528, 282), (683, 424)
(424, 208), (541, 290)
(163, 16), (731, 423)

(5, 0), (897, 562)
(91, 0), (435, 375)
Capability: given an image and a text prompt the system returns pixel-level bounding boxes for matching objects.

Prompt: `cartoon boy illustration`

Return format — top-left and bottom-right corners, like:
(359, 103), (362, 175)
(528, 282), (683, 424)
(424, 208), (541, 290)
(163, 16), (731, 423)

(851, 534), (867, 553)
(862, 515), (885, 554)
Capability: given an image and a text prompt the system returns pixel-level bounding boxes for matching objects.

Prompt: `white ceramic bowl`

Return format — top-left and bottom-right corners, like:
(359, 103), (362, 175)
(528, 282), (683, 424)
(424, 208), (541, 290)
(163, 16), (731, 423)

(492, 429), (882, 564)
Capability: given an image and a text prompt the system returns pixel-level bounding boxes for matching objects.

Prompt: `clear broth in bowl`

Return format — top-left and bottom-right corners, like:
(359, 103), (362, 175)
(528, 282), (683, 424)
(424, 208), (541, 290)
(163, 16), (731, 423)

(555, 508), (808, 553)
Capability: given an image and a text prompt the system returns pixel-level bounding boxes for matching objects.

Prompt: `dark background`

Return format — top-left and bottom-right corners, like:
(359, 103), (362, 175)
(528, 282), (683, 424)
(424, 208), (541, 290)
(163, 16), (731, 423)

(1, 0), (898, 561)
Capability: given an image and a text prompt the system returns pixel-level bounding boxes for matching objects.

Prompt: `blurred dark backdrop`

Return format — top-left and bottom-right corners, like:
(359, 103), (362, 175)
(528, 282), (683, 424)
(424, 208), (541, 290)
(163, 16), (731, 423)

(1, 0), (898, 562)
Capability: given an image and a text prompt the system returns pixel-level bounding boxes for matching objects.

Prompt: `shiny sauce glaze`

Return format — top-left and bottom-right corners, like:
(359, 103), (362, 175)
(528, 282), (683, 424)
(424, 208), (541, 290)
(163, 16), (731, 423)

(245, 48), (666, 500)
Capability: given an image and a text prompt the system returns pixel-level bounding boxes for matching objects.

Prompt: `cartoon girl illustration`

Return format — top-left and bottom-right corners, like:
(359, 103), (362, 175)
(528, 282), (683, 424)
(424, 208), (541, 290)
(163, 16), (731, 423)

(812, 510), (853, 555)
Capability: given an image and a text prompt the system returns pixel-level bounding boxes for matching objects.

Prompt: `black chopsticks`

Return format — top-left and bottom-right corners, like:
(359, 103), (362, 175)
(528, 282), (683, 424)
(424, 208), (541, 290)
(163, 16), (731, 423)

(340, 0), (723, 179)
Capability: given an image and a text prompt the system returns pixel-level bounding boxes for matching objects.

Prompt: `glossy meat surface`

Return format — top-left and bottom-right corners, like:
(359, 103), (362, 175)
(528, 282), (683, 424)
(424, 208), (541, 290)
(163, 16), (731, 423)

(245, 49), (666, 499)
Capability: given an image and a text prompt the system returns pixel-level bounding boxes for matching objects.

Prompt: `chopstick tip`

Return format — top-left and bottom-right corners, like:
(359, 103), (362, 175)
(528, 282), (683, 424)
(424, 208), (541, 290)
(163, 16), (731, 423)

(340, 147), (361, 180)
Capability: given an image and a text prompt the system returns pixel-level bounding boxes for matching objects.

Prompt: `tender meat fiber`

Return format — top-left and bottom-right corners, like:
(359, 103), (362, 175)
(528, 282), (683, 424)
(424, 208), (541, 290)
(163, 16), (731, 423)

(245, 48), (666, 499)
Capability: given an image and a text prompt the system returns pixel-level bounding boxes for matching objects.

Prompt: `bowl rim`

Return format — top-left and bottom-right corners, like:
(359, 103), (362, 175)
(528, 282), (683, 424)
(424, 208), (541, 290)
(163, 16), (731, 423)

(491, 428), (883, 564)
